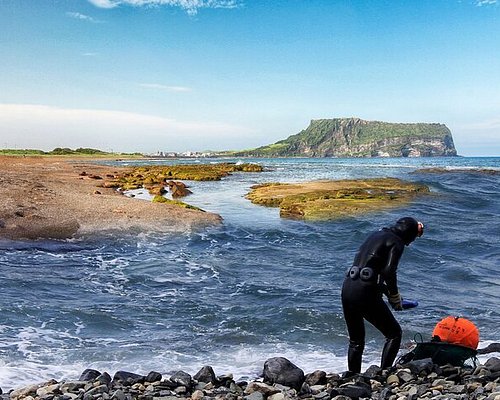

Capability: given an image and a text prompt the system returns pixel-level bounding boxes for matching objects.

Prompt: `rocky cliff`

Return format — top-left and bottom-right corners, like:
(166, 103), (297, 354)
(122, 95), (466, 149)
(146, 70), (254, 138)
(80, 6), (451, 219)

(238, 118), (457, 157)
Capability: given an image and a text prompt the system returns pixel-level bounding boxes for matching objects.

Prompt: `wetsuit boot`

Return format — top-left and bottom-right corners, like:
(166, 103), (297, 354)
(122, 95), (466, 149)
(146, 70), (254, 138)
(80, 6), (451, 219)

(380, 335), (402, 370)
(347, 341), (364, 373)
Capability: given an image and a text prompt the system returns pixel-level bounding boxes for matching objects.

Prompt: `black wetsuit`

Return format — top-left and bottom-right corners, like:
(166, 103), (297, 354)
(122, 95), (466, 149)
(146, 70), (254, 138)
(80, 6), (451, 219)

(341, 217), (419, 373)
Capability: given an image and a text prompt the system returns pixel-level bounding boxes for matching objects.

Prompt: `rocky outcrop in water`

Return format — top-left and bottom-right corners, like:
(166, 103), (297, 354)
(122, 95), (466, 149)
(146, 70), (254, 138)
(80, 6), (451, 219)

(236, 118), (457, 158)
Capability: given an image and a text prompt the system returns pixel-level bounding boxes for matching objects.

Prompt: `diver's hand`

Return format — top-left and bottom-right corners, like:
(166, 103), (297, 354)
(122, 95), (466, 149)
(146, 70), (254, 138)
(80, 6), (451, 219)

(388, 292), (403, 311)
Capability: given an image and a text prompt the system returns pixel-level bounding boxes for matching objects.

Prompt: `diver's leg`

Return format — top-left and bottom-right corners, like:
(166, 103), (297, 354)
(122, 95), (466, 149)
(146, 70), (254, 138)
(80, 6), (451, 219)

(364, 298), (402, 370)
(342, 300), (365, 373)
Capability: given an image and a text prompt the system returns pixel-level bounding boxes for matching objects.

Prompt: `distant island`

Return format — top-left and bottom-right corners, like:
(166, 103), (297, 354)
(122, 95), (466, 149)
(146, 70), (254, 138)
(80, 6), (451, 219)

(233, 118), (457, 158)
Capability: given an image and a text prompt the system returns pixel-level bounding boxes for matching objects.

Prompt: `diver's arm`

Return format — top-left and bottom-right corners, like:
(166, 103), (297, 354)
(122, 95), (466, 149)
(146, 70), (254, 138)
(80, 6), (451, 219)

(381, 241), (404, 295)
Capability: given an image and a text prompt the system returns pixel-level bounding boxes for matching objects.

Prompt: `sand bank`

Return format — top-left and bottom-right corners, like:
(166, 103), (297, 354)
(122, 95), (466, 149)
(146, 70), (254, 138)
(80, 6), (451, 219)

(0, 156), (222, 240)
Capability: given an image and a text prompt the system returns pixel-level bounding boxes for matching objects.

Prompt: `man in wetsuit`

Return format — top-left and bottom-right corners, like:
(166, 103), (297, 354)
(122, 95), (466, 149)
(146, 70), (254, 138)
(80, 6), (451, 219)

(341, 217), (424, 373)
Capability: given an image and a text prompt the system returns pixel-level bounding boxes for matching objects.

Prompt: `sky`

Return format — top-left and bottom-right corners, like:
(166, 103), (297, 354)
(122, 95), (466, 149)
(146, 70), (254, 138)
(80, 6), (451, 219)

(0, 0), (499, 156)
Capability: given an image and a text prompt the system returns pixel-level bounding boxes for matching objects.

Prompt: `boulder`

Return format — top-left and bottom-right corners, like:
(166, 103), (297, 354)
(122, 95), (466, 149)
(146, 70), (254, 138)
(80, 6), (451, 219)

(97, 372), (112, 386)
(145, 371), (163, 383)
(363, 365), (382, 379)
(79, 369), (101, 382)
(263, 357), (305, 390)
(193, 366), (217, 384)
(167, 181), (192, 198)
(485, 357), (500, 373)
(337, 382), (372, 399)
(112, 371), (145, 385)
(405, 358), (435, 375)
(170, 370), (193, 388)
(304, 370), (327, 385)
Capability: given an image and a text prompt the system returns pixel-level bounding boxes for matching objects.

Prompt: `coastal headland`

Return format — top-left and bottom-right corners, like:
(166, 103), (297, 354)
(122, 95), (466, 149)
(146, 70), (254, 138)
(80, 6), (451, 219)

(0, 156), (224, 240)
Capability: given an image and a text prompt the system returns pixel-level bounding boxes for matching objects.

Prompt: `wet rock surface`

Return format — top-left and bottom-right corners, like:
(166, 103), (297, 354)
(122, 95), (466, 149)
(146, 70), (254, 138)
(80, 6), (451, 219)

(246, 178), (429, 220)
(2, 356), (500, 400)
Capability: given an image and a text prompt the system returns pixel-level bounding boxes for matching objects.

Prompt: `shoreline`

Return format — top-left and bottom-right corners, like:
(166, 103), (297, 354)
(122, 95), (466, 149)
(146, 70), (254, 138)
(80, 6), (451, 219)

(2, 354), (499, 399)
(0, 156), (222, 240)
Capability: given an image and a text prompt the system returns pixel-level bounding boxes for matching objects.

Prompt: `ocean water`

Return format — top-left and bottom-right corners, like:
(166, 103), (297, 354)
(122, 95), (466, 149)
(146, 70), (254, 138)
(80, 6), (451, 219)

(0, 157), (499, 390)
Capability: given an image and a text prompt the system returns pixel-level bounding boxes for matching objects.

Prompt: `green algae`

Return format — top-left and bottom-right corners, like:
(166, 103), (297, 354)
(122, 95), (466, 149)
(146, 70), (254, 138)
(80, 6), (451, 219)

(246, 178), (429, 220)
(152, 195), (205, 212)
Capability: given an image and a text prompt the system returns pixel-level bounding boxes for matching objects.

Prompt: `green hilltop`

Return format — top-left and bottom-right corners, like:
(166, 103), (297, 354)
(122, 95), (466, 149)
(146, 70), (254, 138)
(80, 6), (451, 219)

(234, 118), (457, 157)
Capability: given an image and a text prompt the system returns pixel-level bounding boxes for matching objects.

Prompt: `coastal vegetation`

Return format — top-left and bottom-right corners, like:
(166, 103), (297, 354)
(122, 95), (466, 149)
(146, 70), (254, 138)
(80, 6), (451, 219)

(0, 147), (142, 157)
(246, 178), (430, 220)
(233, 118), (457, 158)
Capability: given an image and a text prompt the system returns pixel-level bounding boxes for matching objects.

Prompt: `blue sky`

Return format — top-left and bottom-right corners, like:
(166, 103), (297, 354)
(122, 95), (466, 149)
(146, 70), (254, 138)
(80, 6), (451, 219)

(0, 0), (499, 155)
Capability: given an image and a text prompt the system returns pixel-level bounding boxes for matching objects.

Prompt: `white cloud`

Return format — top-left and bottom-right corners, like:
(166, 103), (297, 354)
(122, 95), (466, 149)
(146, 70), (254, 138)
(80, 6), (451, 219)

(82, 52), (99, 56)
(87, 0), (117, 8)
(139, 83), (192, 92)
(476, 0), (498, 6)
(66, 12), (102, 23)
(87, 0), (241, 15)
(0, 104), (253, 152)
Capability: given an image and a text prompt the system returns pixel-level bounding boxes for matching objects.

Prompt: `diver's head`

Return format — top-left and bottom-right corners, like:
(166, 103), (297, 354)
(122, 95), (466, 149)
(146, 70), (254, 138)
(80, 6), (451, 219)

(392, 217), (424, 245)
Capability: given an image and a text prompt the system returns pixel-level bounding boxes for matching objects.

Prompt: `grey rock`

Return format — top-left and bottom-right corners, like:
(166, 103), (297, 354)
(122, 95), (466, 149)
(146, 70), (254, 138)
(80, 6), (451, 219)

(485, 358), (500, 373)
(244, 382), (279, 396)
(263, 357), (305, 390)
(194, 366), (217, 384)
(111, 389), (126, 400)
(36, 384), (61, 397)
(245, 391), (264, 400)
(113, 371), (145, 385)
(268, 393), (285, 400)
(97, 372), (112, 386)
(312, 391), (329, 400)
(337, 382), (372, 399)
(85, 384), (109, 397)
(79, 369), (102, 382)
(305, 370), (327, 386)
(60, 381), (87, 393)
(170, 371), (193, 388)
(378, 387), (393, 400)
(406, 358), (435, 375)
(363, 365), (382, 379)
(146, 371), (163, 383)
(478, 343), (500, 354)
(397, 369), (415, 383)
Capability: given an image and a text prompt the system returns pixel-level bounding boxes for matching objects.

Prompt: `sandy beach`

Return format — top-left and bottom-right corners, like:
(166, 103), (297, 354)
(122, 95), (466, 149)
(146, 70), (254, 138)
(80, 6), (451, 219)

(0, 156), (222, 240)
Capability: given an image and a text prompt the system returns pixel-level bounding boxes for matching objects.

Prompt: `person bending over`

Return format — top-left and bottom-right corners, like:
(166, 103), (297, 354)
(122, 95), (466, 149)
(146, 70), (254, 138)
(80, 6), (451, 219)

(341, 217), (424, 373)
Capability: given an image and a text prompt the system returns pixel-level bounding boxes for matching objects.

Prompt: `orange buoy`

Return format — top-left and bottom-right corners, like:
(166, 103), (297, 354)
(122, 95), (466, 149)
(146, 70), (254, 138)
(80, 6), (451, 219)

(432, 316), (480, 349)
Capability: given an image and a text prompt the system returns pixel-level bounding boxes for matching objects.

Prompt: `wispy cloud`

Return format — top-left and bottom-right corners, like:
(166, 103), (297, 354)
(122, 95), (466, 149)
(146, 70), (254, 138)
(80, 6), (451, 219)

(82, 52), (99, 57)
(139, 83), (192, 92)
(476, 0), (498, 6)
(87, 0), (241, 15)
(66, 12), (102, 23)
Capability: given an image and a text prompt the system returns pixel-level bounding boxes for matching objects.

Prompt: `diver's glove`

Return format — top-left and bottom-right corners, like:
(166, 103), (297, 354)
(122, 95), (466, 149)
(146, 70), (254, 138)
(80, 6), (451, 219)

(388, 292), (403, 311)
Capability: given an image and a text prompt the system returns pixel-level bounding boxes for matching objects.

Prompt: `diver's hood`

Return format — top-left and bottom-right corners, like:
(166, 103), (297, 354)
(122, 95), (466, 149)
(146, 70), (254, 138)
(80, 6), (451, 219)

(390, 217), (419, 245)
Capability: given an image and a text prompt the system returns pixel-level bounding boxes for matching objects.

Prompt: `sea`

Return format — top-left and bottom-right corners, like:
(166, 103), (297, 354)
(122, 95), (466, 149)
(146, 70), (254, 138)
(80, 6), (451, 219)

(0, 157), (499, 390)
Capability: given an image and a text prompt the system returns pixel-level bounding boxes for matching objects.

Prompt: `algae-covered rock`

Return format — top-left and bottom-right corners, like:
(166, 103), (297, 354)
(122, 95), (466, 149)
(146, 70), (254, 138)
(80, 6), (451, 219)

(152, 195), (204, 212)
(246, 178), (429, 220)
(122, 163), (263, 184)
